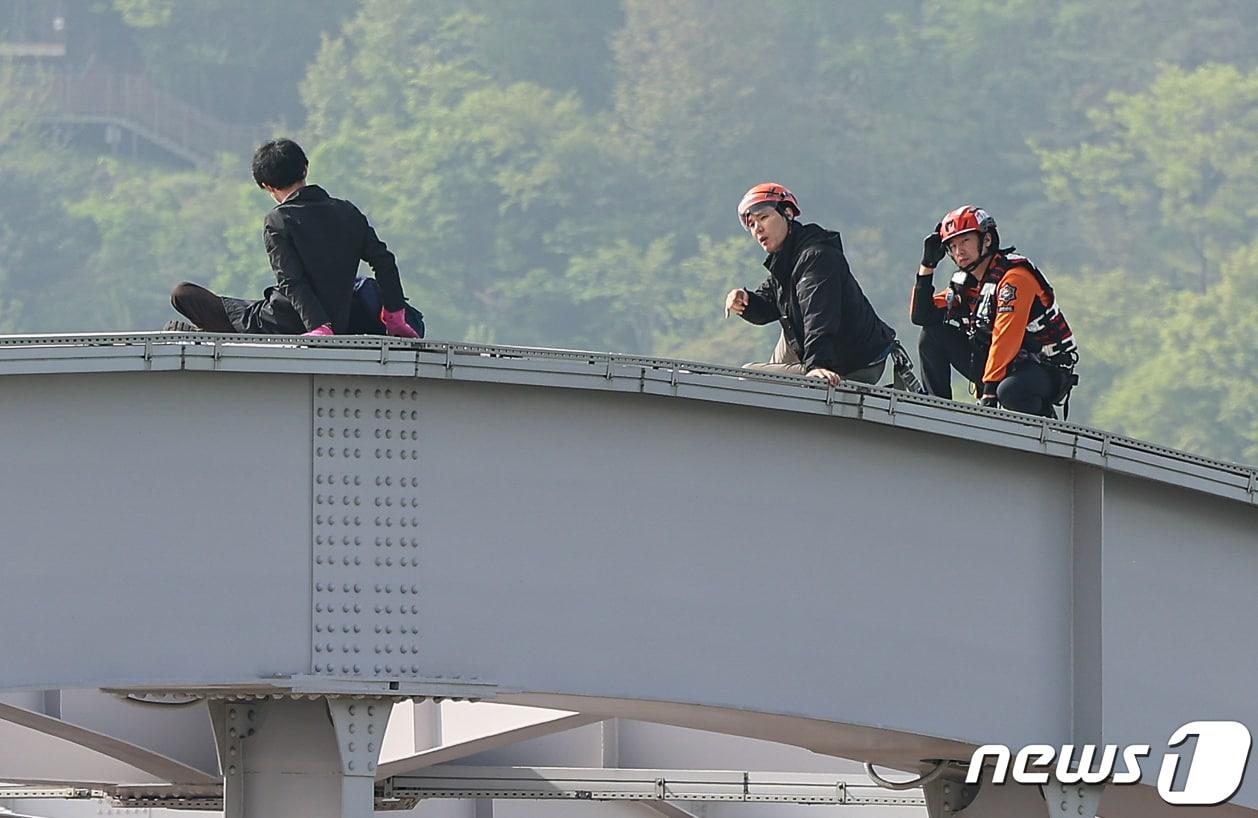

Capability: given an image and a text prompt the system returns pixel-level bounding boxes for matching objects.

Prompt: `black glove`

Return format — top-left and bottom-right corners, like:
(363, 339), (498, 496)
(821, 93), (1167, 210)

(921, 224), (946, 269)
(979, 394), (999, 408)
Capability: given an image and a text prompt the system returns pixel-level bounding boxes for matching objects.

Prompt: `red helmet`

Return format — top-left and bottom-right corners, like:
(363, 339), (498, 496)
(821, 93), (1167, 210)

(738, 183), (800, 229)
(938, 205), (995, 243)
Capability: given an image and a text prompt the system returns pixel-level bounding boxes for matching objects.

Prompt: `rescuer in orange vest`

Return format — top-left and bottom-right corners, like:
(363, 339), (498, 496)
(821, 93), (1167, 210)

(911, 205), (1078, 417)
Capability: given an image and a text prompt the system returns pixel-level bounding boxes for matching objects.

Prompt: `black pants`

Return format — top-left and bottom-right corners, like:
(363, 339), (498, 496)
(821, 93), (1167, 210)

(918, 323), (1059, 417)
(171, 282), (238, 332)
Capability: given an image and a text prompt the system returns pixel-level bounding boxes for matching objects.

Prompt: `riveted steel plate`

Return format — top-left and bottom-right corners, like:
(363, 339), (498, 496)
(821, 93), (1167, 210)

(312, 377), (424, 679)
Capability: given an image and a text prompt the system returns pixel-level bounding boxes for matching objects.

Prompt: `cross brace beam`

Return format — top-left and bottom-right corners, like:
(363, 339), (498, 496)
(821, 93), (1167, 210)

(384, 765), (927, 807)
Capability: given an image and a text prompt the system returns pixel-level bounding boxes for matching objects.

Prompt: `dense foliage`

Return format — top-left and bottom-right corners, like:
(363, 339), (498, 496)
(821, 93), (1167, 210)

(1, 0), (1256, 463)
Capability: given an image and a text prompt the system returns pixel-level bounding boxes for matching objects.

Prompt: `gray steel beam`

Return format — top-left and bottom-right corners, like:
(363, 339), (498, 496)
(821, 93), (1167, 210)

(54, 690), (218, 777)
(0, 702), (215, 785)
(602, 718), (620, 769)
(378, 714), (604, 778)
(0, 337), (1254, 816)
(0, 334), (1248, 505)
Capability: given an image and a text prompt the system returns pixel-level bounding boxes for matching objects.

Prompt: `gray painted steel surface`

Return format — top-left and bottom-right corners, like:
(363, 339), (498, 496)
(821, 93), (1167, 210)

(0, 334), (1255, 817)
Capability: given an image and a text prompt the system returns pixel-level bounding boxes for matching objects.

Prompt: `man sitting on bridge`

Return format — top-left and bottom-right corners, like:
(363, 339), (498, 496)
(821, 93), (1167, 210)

(724, 183), (916, 388)
(912, 205), (1078, 417)
(167, 138), (419, 338)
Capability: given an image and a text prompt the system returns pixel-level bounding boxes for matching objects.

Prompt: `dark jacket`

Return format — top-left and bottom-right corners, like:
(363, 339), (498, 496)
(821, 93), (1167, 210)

(235, 185), (406, 334)
(741, 221), (896, 374)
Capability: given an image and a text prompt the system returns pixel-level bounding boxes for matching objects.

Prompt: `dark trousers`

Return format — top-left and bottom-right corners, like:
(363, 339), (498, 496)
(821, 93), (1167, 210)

(918, 323), (1059, 417)
(996, 363), (1059, 417)
(171, 282), (237, 332)
(918, 323), (978, 399)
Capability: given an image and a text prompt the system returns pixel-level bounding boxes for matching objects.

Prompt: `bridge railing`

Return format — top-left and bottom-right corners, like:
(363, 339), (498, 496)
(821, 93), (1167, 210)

(41, 69), (264, 167)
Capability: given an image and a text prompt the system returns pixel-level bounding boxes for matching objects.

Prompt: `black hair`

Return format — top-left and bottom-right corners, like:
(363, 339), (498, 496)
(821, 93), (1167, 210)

(252, 138), (308, 189)
(986, 227), (1016, 255)
(981, 227), (1016, 255)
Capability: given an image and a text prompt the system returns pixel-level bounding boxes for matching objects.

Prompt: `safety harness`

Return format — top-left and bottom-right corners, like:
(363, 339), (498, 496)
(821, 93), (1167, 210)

(945, 253), (1079, 417)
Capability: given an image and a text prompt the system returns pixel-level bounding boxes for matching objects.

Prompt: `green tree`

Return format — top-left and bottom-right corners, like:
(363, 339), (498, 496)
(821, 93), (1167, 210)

(1037, 63), (1258, 444)
(300, 0), (646, 347)
(654, 234), (778, 366)
(609, 1), (923, 239)
(1091, 241), (1258, 464)
(66, 158), (260, 331)
(1039, 64), (1258, 292)
(302, 0), (621, 140)
(111, 0), (357, 125)
(0, 63), (99, 332)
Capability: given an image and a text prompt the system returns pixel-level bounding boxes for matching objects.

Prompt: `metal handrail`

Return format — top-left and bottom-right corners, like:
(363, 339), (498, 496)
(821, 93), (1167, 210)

(40, 69), (262, 166)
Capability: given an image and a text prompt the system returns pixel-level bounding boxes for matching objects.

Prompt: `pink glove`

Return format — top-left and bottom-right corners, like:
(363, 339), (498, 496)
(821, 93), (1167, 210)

(302, 323), (334, 337)
(380, 307), (419, 339)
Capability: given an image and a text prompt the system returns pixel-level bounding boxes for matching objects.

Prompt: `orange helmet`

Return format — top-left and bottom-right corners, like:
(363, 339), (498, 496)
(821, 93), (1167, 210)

(737, 183), (800, 229)
(938, 205), (996, 243)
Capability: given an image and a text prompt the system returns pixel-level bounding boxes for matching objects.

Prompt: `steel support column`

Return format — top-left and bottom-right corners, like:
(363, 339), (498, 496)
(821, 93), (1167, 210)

(924, 766), (1050, 817)
(1071, 466), (1105, 748)
(328, 698), (393, 817)
(922, 772), (979, 817)
(1045, 780), (1104, 817)
(926, 766), (1103, 817)
(210, 697), (392, 818)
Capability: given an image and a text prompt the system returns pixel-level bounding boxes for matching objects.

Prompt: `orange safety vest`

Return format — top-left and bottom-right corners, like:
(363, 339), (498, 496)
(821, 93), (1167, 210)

(945, 253), (1077, 369)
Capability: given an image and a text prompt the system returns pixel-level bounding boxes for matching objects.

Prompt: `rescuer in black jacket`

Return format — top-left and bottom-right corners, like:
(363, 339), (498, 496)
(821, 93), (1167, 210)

(169, 138), (418, 338)
(725, 183), (897, 385)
